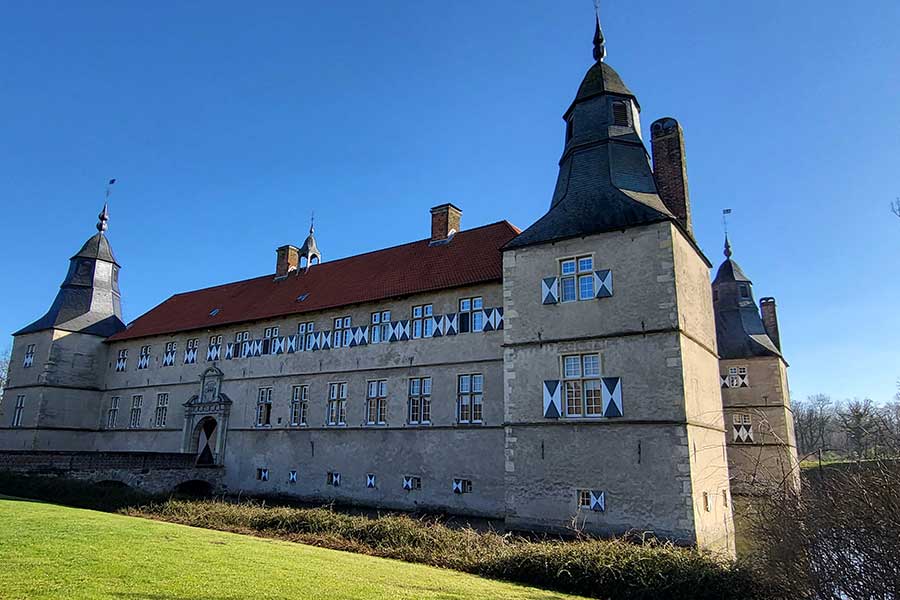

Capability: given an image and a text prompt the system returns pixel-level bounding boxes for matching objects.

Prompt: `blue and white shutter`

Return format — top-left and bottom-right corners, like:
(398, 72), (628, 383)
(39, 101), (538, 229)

(601, 377), (623, 418)
(402, 476), (413, 490)
(288, 470), (298, 483)
(542, 277), (559, 304)
(594, 270), (613, 298)
(366, 474), (376, 488)
(589, 490), (606, 512)
(543, 380), (562, 419)
(452, 478), (463, 494)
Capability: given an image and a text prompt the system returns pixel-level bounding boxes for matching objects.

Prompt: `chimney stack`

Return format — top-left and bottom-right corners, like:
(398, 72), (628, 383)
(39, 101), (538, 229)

(430, 203), (462, 243)
(760, 297), (781, 350)
(275, 245), (300, 278)
(650, 117), (693, 236)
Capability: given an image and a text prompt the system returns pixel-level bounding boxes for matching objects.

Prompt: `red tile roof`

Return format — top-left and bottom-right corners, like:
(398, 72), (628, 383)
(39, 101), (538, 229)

(107, 221), (520, 342)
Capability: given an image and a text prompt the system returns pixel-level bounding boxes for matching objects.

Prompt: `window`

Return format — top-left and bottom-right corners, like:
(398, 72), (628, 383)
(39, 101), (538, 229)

(185, 339), (199, 364)
(577, 489), (592, 508)
(163, 342), (177, 366)
(186, 339), (199, 350)
(299, 322), (315, 351)
(23, 344), (35, 368)
(453, 478), (473, 494)
(165, 341), (177, 353)
(256, 468), (269, 482)
(138, 345), (151, 370)
(366, 380), (388, 425)
(612, 100), (630, 127)
(727, 366), (748, 388)
(298, 322), (314, 351)
(264, 326), (280, 338)
(209, 335), (223, 346)
(327, 471), (341, 486)
(290, 385), (308, 426)
(327, 383), (347, 425)
(565, 116), (573, 142)
(370, 312), (382, 343)
(408, 377), (432, 425)
(129, 395), (143, 429)
(154, 393), (169, 428)
(560, 256), (593, 302)
(457, 374), (483, 424)
(256, 388), (273, 427)
(739, 284), (750, 299)
(458, 297), (484, 333)
(412, 304), (433, 338)
(235, 331), (250, 343)
(115, 348), (128, 372)
(703, 491), (711, 512)
(563, 353), (602, 417)
(333, 316), (351, 348)
(106, 397), (120, 429)
(403, 475), (422, 491)
(11, 395), (25, 428)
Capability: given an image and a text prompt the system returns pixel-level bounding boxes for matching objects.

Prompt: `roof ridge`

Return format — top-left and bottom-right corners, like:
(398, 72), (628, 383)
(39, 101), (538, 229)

(167, 220), (517, 299)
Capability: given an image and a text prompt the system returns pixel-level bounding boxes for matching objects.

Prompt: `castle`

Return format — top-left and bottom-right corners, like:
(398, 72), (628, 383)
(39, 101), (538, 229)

(0, 16), (798, 555)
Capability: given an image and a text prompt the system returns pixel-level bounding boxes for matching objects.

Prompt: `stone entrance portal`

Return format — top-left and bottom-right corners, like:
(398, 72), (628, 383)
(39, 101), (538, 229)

(181, 366), (231, 467)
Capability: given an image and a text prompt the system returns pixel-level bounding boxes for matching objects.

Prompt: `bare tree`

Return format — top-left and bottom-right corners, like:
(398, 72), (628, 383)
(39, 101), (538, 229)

(793, 394), (834, 455)
(838, 398), (878, 459)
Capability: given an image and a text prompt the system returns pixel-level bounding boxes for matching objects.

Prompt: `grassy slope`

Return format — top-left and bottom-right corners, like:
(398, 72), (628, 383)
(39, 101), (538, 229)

(0, 498), (582, 600)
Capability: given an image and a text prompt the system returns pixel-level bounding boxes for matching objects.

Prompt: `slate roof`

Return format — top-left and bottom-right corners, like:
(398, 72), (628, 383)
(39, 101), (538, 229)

(712, 255), (782, 360)
(73, 232), (119, 265)
(107, 221), (520, 342)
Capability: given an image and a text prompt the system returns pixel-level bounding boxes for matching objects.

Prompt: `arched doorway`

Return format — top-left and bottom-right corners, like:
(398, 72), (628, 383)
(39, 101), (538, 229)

(192, 416), (218, 466)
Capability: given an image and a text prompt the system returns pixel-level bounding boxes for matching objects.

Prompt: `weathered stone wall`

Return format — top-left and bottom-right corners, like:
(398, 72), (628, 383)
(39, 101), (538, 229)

(0, 450), (221, 494)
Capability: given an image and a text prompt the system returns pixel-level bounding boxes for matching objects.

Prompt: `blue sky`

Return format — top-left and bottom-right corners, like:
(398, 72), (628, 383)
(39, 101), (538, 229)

(1, 1), (898, 403)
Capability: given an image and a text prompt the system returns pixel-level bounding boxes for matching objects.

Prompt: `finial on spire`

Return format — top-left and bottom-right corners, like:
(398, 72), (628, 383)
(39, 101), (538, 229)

(97, 178), (116, 233)
(724, 235), (733, 258)
(309, 211), (315, 234)
(97, 202), (109, 233)
(592, 2), (606, 62)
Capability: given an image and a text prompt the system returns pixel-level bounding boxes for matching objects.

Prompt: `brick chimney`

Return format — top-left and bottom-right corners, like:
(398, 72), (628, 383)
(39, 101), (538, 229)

(430, 203), (462, 243)
(650, 117), (693, 236)
(760, 297), (781, 350)
(275, 245), (300, 278)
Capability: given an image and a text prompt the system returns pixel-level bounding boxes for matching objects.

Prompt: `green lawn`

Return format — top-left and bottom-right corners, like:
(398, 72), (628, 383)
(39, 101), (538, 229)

(0, 497), (583, 600)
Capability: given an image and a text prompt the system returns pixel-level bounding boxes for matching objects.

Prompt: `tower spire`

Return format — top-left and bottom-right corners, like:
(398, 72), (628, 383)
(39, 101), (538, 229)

(724, 234), (733, 258)
(97, 202), (109, 233)
(592, 5), (606, 62)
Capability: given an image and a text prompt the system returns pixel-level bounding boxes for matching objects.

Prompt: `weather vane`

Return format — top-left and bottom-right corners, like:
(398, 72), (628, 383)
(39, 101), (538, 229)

(722, 208), (732, 237)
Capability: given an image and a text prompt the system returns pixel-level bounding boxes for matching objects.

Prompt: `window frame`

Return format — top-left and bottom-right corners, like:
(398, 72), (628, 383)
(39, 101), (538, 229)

(366, 379), (388, 425)
(562, 353), (602, 418)
(559, 255), (594, 302)
(106, 396), (120, 429)
(128, 395), (143, 429)
(290, 384), (309, 426)
(255, 387), (273, 427)
(411, 304), (433, 339)
(457, 374), (484, 425)
(11, 395), (25, 428)
(407, 377), (432, 425)
(327, 382), (347, 426)
(458, 297), (484, 333)
(577, 489), (592, 509)
(154, 393), (169, 428)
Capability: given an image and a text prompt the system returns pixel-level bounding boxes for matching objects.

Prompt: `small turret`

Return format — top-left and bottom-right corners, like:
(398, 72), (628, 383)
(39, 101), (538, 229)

(298, 222), (321, 269)
(15, 202), (125, 338)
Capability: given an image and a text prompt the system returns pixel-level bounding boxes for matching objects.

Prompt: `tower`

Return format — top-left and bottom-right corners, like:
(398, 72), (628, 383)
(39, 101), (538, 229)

(501, 15), (734, 553)
(0, 203), (125, 449)
(712, 237), (799, 493)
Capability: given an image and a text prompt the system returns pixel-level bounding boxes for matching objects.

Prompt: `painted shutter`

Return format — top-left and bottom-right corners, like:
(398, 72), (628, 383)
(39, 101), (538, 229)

(542, 277), (559, 304)
(589, 490), (606, 512)
(402, 476), (413, 490)
(543, 380), (562, 419)
(594, 270), (613, 298)
(601, 377), (623, 418)
(333, 472), (341, 486)
(452, 479), (463, 494)
(366, 474), (376, 488)
(289, 470), (297, 483)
